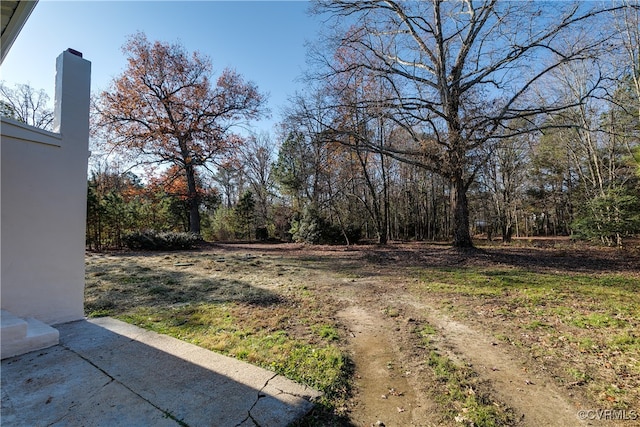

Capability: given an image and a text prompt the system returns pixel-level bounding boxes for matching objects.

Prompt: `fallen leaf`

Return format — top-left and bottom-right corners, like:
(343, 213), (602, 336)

(388, 388), (404, 396)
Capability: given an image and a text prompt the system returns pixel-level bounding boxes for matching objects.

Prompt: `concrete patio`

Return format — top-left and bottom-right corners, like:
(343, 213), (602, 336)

(1, 317), (321, 426)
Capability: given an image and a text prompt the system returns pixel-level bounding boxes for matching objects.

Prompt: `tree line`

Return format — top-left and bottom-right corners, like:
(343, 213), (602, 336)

(2, 1), (639, 249)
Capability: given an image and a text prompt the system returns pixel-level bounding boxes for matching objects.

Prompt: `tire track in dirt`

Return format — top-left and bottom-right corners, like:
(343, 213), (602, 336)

(331, 274), (591, 426)
(398, 296), (591, 427)
(214, 244), (638, 426)
(337, 306), (437, 427)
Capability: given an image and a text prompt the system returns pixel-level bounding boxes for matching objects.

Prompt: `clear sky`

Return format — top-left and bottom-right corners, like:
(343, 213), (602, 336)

(0, 0), (323, 134)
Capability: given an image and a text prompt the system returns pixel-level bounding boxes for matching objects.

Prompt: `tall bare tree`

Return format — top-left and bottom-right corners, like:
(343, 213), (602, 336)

(312, 0), (631, 247)
(0, 81), (54, 130)
(613, 0), (640, 119)
(478, 127), (529, 242)
(240, 132), (277, 229)
(612, 0), (640, 175)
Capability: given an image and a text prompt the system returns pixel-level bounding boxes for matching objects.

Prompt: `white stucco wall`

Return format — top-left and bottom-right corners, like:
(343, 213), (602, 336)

(1, 50), (91, 325)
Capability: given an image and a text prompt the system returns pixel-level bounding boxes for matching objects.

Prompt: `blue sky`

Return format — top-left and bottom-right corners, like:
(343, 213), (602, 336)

(0, 1), (324, 134)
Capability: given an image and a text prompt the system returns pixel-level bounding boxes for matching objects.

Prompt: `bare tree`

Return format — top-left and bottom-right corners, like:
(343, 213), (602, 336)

(312, 0), (631, 247)
(0, 81), (54, 130)
(612, 0), (640, 119)
(240, 132), (277, 229)
(478, 128), (529, 242)
(327, 63), (393, 244)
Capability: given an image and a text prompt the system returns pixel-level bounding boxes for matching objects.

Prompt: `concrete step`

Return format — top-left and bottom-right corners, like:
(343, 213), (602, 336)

(1, 310), (28, 341)
(1, 311), (59, 359)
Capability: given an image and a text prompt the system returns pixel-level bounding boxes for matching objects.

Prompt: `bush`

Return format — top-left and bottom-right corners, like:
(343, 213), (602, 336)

(571, 187), (640, 247)
(291, 206), (322, 244)
(255, 226), (269, 241)
(122, 230), (200, 251)
(291, 206), (362, 245)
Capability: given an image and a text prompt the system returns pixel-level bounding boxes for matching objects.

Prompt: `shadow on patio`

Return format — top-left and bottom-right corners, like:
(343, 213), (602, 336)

(1, 318), (320, 426)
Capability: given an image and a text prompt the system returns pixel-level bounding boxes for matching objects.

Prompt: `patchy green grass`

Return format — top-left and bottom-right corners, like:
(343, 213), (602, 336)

(119, 304), (345, 394)
(312, 324), (341, 341)
(85, 251), (352, 417)
(407, 319), (516, 426)
(413, 267), (640, 409)
(86, 243), (640, 423)
(420, 323), (438, 337)
(426, 350), (514, 426)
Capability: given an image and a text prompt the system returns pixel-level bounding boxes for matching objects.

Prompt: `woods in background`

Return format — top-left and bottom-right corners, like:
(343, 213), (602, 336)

(3, 2), (638, 250)
(84, 2), (640, 249)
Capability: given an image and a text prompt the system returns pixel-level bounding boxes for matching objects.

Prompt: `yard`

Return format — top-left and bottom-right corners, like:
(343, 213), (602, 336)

(85, 240), (640, 426)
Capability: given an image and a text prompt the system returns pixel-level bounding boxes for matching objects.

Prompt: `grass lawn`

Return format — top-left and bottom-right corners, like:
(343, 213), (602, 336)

(85, 250), (352, 420)
(85, 242), (640, 425)
(411, 265), (640, 410)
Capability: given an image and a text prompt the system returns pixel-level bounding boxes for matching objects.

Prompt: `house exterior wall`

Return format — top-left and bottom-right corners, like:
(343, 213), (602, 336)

(1, 50), (91, 325)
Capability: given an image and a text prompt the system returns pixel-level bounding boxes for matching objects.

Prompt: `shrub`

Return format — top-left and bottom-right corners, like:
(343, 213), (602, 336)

(571, 187), (640, 247)
(122, 230), (200, 251)
(291, 206), (322, 244)
(291, 206), (362, 245)
(255, 226), (269, 241)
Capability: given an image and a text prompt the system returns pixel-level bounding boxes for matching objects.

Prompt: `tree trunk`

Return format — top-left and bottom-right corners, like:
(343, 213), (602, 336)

(185, 163), (201, 235)
(380, 150), (389, 245)
(377, 214), (388, 244)
(502, 221), (513, 243)
(451, 177), (473, 248)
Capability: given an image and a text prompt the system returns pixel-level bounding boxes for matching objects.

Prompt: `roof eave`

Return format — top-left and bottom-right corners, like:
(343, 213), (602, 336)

(1, 0), (39, 65)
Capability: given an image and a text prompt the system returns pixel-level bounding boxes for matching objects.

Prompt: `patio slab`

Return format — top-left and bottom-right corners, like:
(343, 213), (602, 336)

(1, 317), (320, 426)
